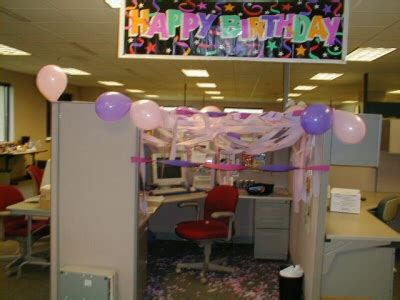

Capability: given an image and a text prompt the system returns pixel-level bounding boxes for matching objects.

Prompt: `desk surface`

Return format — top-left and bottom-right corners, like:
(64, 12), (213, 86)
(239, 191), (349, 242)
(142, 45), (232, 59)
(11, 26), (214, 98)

(0, 149), (47, 156)
(139, 189), (291, 228)
(7, 196), (50, 217)
(326, 191), (400, 242)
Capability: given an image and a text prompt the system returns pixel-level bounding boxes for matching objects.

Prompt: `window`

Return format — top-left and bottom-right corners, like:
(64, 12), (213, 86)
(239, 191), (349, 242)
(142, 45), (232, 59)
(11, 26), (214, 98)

(0, 83), (12, 141)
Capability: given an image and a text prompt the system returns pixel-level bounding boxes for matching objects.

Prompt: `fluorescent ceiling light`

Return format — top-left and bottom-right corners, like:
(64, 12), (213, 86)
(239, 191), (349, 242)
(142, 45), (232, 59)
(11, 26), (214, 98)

(294, 85), (317, 91)
(104, 0), (122, 8)
(276, 98), (283, 102)
(388, 90), (400, 94)
(182, 69), (209, 77)
(346, 47), (396, 62)
(205, 91), (221, 95)
(311, 73), (343, 81)
(61, 68), (91, 76)
(196, 83), (217, 88)
(224, 108), (263, 114)
(288, 93), (302, 97)
(161, 106), (177, 111)
(0, 44), (31, 56)
(211, 96), (224, 99)
(98, 81), (124, 86)
(145, 94), (159, 98)
(126, 89), (144, 93)
(341, 100), (358, 104)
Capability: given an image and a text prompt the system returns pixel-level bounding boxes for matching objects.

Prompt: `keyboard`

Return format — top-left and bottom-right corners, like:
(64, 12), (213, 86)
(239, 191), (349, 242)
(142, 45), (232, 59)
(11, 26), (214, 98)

(151, 187), (188, 196)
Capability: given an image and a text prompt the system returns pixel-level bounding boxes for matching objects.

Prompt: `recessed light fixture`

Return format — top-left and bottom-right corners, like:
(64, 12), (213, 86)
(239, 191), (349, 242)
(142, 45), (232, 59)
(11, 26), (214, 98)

(0, 44), (31, 56)
(276, 98), (283, 102)
(126, 89), (145, 93)
(98, 81), (124, 86)
(205, 91), (221, 95)
(388, 90), (400, 94)
(311, 73), (343, 80)
(61, 68), (91, 76)
(341, 100), (358, 104)
(294, 86), (317, 91)
(288, 93), (302, 97)
(346, 47), (396, 62)
(104, 0), (122, 8)
(196, 83), (217, 88)
(211, 96), (224, 99)
(181, 69), (209, 77)
(145, 94), (159, 98)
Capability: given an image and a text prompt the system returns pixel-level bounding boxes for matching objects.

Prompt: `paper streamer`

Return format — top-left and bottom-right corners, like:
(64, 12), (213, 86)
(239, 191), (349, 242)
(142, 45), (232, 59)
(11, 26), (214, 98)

(158, 160), (200, 168)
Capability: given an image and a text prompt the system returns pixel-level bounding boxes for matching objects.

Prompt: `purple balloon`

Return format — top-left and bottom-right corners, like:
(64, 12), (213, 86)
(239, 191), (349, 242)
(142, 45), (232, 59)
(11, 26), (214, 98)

(227, 132), (241, 139)
(300, 104), (333, 135)
(207, 112), (227, 118)
(95, 92), (132, 122)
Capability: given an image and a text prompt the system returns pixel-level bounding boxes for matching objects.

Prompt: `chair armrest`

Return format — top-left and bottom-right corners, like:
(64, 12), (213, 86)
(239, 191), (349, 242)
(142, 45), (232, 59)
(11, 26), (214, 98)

(0, 211), (10, 241)
(211, 211), (235, 240)
(177, 202), (200, 220)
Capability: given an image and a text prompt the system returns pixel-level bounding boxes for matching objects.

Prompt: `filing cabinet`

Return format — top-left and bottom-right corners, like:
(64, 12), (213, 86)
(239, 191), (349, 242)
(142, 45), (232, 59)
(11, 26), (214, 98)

(253, 197), (291, 260)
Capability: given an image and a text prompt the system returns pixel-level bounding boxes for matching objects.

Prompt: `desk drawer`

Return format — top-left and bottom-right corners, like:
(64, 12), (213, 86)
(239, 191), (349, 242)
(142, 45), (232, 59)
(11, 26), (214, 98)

(254, 228), (288, 260)
(255, 200), (290, 229)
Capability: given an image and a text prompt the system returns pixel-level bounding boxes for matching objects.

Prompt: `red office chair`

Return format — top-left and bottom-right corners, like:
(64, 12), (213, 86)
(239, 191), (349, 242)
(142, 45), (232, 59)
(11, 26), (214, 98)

(175, 185), (239, 283)
(0, 185), (49, 274)
(26, 165), (44, 195)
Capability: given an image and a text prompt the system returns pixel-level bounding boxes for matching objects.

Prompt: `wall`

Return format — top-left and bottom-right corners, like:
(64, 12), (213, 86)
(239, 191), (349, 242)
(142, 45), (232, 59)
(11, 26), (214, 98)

(0, 68), (107, 178)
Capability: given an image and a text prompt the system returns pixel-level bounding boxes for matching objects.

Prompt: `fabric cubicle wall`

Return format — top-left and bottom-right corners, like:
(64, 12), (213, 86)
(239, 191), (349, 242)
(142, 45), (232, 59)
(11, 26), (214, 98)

(51, 102), (140, 299)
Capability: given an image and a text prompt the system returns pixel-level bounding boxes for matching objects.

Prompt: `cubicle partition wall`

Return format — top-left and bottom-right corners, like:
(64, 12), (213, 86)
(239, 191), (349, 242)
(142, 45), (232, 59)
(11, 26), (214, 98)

(289, 135), (331, 300)
(51, 102), (140, 299)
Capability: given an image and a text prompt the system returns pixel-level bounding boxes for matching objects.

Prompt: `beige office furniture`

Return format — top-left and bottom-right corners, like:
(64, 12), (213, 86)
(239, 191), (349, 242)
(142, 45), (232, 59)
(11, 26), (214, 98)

(252, 196), (291, 260)
(323, 192), (400, 299)
(6, 194), (50, 277)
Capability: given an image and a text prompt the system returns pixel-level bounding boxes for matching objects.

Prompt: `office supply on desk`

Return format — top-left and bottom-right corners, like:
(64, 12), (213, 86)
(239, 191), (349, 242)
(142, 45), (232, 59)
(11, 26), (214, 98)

(1, 186), (49, 277)
(330, 188), (361, 214)
(175, 185), (239, 283)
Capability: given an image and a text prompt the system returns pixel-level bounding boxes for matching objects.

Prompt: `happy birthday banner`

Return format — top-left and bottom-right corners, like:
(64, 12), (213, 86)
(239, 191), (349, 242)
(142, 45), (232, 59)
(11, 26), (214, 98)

(118, 0), (349, 63)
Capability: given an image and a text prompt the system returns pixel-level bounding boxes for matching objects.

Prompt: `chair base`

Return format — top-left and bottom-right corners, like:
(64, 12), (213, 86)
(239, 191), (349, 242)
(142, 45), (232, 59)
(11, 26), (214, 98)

(175, 242), (234, 283)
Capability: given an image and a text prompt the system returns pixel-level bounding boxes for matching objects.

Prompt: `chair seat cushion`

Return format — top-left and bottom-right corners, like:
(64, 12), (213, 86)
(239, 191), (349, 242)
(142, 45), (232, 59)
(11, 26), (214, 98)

(5, 220), (49, 237)
(175, 219), (229, 241)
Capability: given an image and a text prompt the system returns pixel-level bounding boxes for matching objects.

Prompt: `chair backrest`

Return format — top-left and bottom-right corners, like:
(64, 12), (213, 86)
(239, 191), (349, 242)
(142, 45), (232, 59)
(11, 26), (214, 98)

(27, 165), (44, 195)
(204, 185), (239, 225)
(0, 185), (24, 211)
(376, 195), (400, 223)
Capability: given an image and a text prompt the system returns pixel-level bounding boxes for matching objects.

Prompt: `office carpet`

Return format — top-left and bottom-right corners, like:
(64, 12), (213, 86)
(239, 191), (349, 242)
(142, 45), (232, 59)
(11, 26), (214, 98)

(145, 240), (281, 300)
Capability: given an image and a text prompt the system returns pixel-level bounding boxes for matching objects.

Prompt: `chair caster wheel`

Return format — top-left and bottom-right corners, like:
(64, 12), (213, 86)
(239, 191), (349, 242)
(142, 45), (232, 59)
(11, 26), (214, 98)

(176, 268), (181, 274)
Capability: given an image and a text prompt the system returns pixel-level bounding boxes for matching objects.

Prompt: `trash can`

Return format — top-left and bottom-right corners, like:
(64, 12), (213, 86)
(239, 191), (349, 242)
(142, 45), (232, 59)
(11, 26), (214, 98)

(279, 265), (304, 300)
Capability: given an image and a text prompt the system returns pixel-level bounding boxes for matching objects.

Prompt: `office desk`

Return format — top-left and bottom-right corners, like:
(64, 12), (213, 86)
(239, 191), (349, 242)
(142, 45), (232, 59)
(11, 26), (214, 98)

(0, 150), (47, 172)
(142, 189), (292, 260)
(322, 192), (400, 300)
(7, 196), (50, 278)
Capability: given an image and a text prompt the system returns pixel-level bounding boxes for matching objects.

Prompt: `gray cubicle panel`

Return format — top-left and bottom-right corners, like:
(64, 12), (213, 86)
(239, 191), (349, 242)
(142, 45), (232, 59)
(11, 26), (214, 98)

(330, 114), (382, 167)
(51, 102), (139, 300)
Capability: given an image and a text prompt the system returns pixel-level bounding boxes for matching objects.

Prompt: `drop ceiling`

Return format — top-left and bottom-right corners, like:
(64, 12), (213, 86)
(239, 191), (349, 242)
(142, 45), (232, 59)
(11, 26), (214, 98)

(0, 0), (399, 105)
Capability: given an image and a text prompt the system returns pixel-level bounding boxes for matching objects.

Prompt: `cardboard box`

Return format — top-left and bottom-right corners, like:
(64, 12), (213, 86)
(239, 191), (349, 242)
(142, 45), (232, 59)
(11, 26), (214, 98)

(330, 188), (361, 214)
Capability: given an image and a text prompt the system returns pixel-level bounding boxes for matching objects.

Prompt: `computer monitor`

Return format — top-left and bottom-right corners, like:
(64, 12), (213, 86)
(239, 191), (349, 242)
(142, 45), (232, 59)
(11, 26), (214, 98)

(151, 152), (187, 187)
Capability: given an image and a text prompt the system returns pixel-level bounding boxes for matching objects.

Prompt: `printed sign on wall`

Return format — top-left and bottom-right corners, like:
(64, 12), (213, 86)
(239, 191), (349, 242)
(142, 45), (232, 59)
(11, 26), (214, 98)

(118, 0), (348, 63)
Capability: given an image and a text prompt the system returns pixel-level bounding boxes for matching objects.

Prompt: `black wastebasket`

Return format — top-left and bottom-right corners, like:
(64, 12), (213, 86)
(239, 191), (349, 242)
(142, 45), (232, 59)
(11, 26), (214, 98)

(279, 266), (303, 300)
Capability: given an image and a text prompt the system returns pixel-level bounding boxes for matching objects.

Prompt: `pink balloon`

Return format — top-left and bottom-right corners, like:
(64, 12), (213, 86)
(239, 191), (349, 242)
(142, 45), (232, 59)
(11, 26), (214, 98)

(130, 100), (162, 130)
(36, 65), (67, 102)
(200, 106), (221, 113)
(333, 110), (367, 144)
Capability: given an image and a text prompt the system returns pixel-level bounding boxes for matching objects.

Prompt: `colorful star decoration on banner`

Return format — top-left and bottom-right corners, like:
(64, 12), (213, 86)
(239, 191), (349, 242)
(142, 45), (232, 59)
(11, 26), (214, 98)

(296, 45), (307, 56)
(225, 3), (235, 12)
